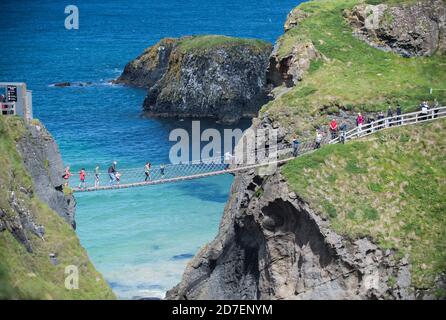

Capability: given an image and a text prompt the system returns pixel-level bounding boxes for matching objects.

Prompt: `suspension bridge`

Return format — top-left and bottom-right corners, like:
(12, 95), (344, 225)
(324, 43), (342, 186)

(70, 105), (446, 193)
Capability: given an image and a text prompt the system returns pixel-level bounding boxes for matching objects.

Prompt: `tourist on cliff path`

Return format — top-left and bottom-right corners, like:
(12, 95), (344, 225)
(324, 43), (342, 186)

(387, 106), (394, 127)
(339, 123), (347, 144)
(314, 130), (323, 149)
(329, 119), (338, 139)
(433, 99), (440, 118)
(396, 105), (402, 125)
(224, 152), (234, 169)
(356, 113), (364, 127)
(420, 101), (429, 121)
(292, 135), (300, 157)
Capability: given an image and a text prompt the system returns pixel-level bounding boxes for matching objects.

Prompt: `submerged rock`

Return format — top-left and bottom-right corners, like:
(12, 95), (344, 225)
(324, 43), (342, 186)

(117, 35), (273, 124)
(53, 82), (71, 87)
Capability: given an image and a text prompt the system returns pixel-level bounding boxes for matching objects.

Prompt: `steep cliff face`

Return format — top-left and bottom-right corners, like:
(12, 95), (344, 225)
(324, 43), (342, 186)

(15, 121), (76, 229)
(167, 171), (415, 300)
(117, 35), (272, 124)
(0, 117), (114, 299)
(345, 0), (446, 57)
(267, 7), (324, 89)
(168, 0), (446, 300)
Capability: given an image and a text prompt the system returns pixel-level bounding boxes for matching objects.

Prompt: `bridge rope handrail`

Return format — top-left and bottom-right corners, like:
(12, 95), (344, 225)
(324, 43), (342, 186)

(71, 105), (445, 193)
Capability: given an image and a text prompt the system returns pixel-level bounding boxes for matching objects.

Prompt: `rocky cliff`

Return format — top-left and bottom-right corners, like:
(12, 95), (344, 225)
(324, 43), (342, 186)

(117, 35), (272, 124)
(167, 171), (415, 299)
(167, 0), (446, 300)
(16, 120), (76, 229)
(0, 117), (114, 299)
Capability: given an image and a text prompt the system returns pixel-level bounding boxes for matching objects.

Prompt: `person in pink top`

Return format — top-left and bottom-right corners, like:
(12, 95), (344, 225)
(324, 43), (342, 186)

(356, 113), (364, 127)
(63, 166), (72, 187)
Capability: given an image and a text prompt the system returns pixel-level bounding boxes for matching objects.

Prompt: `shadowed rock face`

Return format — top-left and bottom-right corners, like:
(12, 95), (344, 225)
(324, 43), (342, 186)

(345, 0), (446, 57)
(116, 36), (272, 124)
(267, 41), (323, 88)
(166, 171), (415, 300)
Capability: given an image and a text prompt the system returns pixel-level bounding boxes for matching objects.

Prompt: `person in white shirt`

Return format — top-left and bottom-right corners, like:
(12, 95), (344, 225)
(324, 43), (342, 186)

(314, 130), (323, 149)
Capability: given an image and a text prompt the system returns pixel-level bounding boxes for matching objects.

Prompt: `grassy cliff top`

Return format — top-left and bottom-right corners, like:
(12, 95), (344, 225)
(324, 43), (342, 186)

(176, 35), (271, 52)
(283, 119), (446, 289)
(0, 116), (115, 299)
(263, 0), (446, 135)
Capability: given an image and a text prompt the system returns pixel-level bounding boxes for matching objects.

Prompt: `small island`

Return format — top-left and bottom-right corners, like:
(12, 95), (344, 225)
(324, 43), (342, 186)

(116, 35), (273, 124)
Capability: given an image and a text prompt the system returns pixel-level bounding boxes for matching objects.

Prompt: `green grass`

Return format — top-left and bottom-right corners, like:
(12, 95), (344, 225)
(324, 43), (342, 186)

(176, 35), (271, 52)
(0, 116), (115, 299)
(282, 119), (446, 289)
(263, 0), (446, 135)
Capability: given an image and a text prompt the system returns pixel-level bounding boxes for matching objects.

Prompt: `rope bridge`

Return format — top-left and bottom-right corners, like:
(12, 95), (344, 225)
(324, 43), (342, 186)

(71, 105), (446, 193)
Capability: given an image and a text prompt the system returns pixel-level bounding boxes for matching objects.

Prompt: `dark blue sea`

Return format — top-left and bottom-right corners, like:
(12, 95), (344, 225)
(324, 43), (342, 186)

(0, 0), (302, 299)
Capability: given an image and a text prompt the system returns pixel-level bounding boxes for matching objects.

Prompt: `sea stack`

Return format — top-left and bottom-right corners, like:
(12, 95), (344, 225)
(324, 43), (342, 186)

(116, 35), (273, 124)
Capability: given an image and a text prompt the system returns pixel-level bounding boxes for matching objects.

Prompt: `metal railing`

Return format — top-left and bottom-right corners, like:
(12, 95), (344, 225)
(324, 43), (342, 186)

(329, 106), (446, 144)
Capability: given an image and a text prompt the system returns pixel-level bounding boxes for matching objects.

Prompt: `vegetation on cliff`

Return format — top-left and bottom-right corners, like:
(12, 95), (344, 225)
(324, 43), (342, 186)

(263, 0), (446, 134)
(0, 117), (115, 299)
(283, 119), (446, 290)
(176, 35), (271, 52)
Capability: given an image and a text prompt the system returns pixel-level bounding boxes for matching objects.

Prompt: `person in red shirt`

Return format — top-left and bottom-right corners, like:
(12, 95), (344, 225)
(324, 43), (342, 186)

(356, 113), (364, 127)
(329, 119), (338, 139)
(78, 168), (86, 189)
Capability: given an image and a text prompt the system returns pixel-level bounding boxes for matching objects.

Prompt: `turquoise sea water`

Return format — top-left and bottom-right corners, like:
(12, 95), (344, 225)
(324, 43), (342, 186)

(0, 0), (302, 298)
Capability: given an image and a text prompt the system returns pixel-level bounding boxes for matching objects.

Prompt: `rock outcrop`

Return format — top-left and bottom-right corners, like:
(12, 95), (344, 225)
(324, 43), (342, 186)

(267, 5), (323, 88)
(284, 7), (309, 33)
(345, 0), (446, 57)
(268, 40), (323, 88)
(167, 169), (414, 300)
(117, 35), (272, 124)
(16, 121), (76, 229)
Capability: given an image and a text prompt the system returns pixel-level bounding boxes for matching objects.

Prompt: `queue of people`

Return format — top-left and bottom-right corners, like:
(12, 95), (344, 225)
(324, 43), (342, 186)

(63, 160), (170, 189)
(290, 100), (442, 157)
